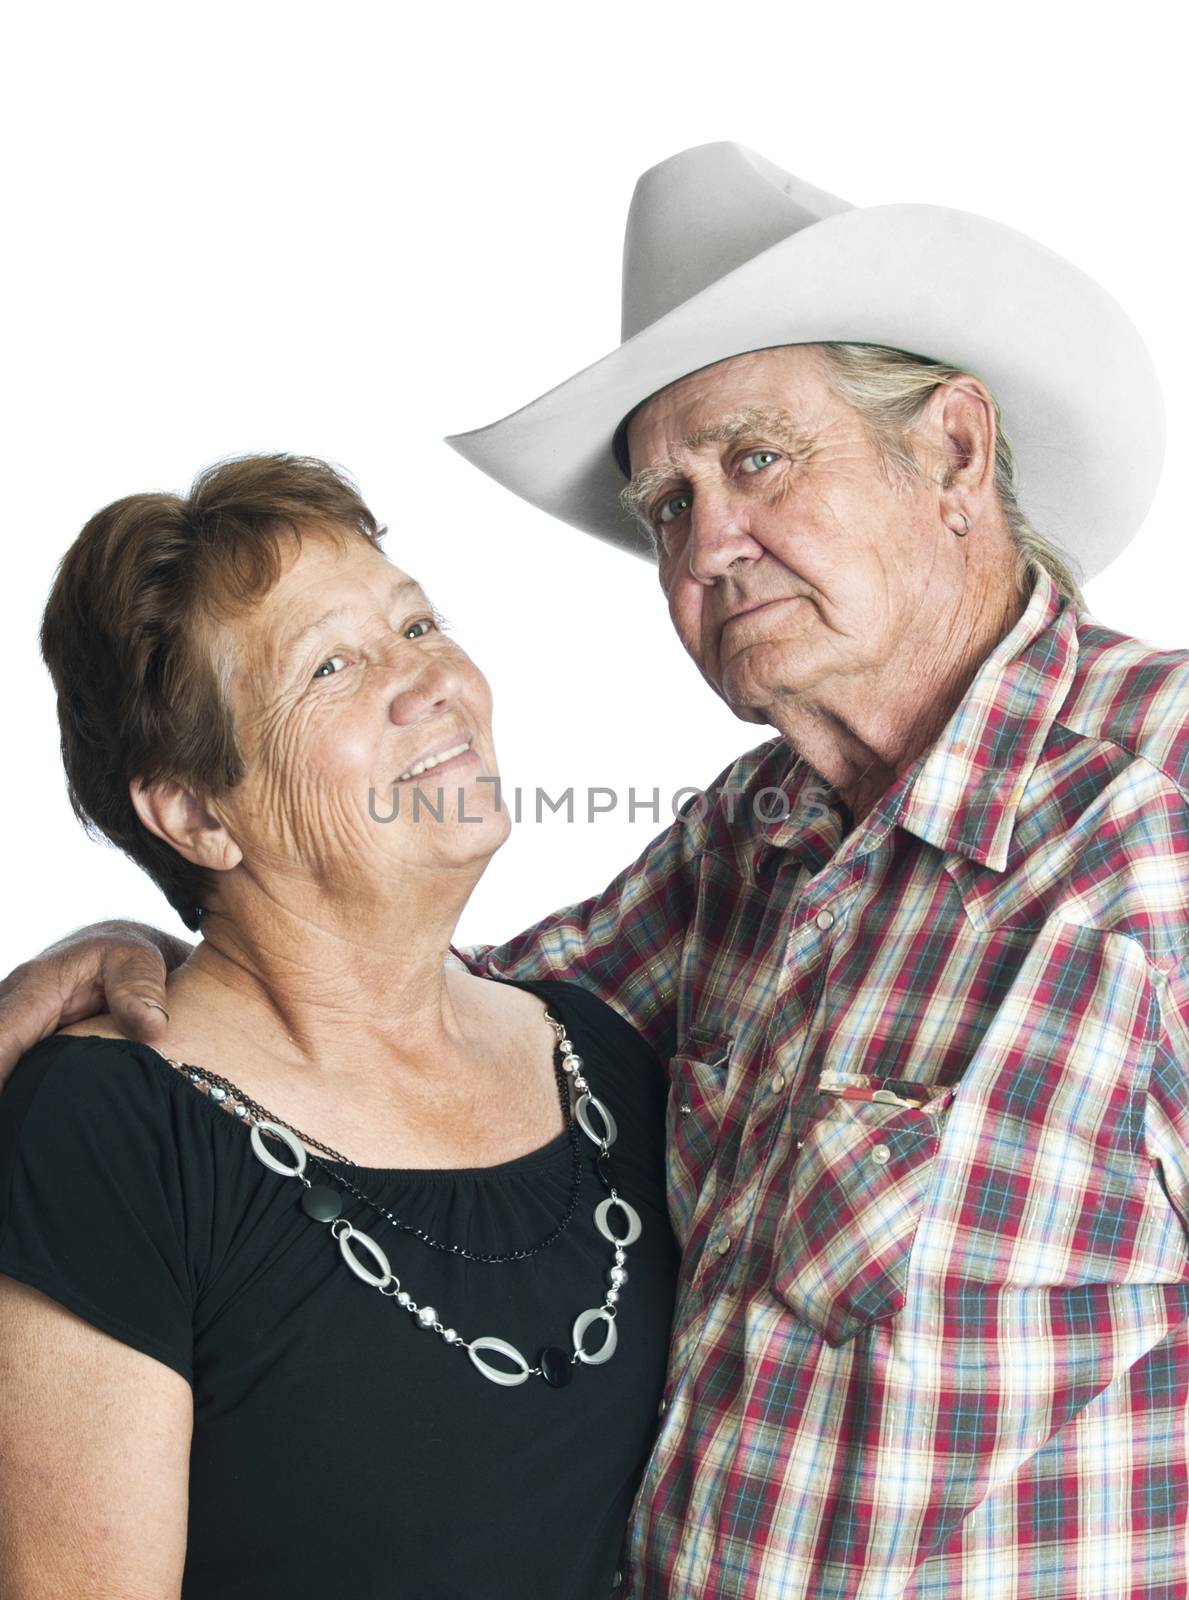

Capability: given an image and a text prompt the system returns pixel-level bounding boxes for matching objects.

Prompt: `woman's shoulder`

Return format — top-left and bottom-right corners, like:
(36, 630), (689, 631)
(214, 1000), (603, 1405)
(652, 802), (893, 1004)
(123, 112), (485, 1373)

(3, 1026), (196, 1149)
(56, 1014), (128, 1039)
(0, 1029), (204, 1389)
(17, 1022), (174, 1079)
(494, 975), (662, 1075)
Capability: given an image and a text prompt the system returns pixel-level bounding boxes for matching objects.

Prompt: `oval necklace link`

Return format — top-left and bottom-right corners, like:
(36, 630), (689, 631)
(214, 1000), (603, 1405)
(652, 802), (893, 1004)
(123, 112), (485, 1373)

(163, 999), (643, 1388)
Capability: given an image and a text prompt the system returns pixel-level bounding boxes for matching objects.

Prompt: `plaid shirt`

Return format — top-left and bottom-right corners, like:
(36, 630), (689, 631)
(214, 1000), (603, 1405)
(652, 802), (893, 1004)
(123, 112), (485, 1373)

(457, 568), (1189, 1598)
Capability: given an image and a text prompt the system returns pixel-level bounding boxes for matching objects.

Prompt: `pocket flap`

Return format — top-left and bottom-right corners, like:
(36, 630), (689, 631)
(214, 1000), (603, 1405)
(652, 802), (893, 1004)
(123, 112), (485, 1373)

(774, 1090), (945, 1346)
(679, 1026), (733, 1068)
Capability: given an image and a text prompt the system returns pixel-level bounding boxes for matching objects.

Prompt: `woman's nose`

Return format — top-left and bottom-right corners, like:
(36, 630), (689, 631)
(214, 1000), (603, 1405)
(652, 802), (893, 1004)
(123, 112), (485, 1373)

(387, 654), (463, 725)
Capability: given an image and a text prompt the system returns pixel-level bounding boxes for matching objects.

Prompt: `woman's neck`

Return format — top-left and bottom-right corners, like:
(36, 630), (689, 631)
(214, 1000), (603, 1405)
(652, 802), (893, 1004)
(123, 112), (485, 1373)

(164, 872), (480, 1084)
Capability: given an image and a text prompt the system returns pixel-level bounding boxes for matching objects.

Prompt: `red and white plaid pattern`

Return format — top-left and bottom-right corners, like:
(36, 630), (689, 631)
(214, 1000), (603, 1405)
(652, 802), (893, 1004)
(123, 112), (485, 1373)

(457, 569), (1189, 1597)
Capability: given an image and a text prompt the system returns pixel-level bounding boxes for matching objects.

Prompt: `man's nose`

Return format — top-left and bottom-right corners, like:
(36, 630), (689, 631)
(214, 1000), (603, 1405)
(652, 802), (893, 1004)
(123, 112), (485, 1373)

(686, 485), (762, 582)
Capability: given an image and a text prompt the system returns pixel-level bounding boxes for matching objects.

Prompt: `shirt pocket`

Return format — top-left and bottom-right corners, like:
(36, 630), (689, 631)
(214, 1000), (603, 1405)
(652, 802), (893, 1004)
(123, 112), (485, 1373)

(665, 1027), (733, 1245)
(772, 1076), (953, 1346)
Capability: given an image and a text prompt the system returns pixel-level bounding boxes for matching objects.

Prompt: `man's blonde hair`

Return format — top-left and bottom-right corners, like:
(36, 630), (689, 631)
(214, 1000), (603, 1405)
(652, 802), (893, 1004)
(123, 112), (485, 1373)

(814, 342), (1085, 609)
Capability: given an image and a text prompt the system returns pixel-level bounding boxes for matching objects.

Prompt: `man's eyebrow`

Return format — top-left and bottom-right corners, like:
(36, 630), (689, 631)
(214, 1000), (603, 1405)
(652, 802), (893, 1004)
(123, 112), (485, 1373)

(279, 577), (430, 664)
(619, 407), (817, 523)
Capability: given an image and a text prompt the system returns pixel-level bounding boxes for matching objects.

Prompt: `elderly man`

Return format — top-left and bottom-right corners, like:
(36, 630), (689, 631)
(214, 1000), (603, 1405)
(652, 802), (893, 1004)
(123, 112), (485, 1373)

(2, 143), (1185, 1599)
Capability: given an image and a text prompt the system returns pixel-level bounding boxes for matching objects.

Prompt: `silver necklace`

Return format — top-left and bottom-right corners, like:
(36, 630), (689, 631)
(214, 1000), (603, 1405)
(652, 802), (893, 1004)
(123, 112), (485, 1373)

(167, 1033), (583, 1263)
(162, 1007), (643, 1389)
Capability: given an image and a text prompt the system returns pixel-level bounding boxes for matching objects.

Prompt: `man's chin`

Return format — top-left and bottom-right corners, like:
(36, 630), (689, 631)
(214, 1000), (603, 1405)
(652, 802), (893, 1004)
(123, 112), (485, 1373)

(693, 653), (795, 731)
(715, 679), (780, 730)
(727, 701), (775, 728)
(717, 663), (791, 727)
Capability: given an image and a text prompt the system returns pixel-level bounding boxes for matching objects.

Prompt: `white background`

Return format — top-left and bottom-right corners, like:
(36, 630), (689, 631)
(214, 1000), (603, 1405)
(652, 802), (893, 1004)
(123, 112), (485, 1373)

(1, 1), (1183, 972)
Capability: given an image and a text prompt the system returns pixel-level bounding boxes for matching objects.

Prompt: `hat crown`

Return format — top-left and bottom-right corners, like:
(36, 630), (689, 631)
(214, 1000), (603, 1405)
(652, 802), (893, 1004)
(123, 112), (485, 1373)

(621, 141), (853, 341)
(447, 140), (1164, 584)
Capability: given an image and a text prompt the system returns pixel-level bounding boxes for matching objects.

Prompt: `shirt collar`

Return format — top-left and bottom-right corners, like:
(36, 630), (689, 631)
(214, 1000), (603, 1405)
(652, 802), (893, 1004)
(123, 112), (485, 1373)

(745, 568), (1079, 882)
(736, 745), (853, 883)
(885, 566), (1079, 871)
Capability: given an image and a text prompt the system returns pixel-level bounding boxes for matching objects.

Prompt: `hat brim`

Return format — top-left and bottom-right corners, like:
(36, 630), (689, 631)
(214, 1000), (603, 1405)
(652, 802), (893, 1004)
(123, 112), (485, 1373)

(445, 203), (1164, 582)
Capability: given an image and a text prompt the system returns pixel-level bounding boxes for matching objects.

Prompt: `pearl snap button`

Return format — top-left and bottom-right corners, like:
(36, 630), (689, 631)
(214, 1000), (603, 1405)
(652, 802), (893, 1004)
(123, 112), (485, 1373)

(815, 909), (835, 931)
(872, 1144), (891, 1165)
(715, 1233), (732, 1254)
(771, 1071), (786, 1094)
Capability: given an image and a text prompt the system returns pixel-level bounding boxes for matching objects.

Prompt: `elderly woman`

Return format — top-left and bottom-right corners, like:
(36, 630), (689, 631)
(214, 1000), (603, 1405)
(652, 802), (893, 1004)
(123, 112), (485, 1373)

(0, 454), (678, 1599)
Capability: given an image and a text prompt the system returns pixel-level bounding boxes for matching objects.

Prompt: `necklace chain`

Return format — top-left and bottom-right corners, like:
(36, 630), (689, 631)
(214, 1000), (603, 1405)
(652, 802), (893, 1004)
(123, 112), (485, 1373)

(163, 1013), (585, 1264)
(162, 1002), (638, 1388)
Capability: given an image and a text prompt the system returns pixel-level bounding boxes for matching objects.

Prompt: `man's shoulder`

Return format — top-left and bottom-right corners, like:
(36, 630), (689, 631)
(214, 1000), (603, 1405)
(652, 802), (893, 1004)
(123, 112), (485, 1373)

(1059, 618), (1189, 797)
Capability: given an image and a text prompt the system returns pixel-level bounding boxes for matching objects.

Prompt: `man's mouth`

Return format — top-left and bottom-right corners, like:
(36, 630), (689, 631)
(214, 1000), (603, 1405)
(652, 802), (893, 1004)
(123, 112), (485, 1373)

(722, 595), (800, 627)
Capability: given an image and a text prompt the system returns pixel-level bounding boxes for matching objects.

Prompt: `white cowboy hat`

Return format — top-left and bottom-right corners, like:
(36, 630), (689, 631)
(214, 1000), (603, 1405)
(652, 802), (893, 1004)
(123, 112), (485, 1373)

(445, 141), (1164, 582)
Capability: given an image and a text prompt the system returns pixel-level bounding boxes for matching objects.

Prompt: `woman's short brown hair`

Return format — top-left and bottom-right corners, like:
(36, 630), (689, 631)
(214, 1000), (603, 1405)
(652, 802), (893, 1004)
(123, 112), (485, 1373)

(40, 453), (387, 930)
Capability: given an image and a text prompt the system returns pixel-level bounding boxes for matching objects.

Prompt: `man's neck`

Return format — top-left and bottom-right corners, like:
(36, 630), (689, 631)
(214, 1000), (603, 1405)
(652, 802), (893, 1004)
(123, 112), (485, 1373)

(773, 571), (1027, 826)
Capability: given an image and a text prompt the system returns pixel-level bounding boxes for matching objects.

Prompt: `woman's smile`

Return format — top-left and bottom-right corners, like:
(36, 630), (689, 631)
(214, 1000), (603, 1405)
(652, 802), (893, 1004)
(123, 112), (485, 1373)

(394, 735), (479, 785)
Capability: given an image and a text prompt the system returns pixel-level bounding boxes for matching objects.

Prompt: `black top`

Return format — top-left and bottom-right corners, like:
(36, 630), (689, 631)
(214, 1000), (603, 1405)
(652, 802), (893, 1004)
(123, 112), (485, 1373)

(0, 976), (678, 1600)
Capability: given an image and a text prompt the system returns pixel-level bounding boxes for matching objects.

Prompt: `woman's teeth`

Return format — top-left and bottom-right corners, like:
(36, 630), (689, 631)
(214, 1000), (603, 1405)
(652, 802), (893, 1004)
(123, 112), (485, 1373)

(397, 740), (471, 781)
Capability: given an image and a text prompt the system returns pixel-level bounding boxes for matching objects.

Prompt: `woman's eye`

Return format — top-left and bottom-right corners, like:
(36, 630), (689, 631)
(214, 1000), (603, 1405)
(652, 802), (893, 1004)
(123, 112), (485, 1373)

(656, 492), (692, 527)
(311, 655), (348, 681)
(741, 450), (780, 474)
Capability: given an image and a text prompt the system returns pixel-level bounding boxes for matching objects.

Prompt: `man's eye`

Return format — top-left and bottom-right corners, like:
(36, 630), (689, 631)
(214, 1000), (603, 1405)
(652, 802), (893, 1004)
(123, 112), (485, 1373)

(740, 450), (780, 474)
(656, 493), (692, 526)
(404, 616), (438, 640)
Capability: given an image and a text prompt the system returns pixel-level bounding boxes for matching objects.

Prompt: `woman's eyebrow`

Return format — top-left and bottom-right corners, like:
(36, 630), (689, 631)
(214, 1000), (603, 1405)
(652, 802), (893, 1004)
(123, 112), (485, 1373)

(279, 578), (428, 664)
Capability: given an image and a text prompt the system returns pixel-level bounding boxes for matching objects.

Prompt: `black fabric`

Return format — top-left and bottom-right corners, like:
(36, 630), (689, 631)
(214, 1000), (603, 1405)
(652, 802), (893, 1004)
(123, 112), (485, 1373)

(0, 976), (678, 1599)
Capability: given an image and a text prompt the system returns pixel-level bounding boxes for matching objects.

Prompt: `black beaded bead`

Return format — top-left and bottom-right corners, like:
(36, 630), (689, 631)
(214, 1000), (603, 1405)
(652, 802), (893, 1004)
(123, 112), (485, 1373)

(301, 1184), (344, 1223)
(539, 1346), (574, 1388)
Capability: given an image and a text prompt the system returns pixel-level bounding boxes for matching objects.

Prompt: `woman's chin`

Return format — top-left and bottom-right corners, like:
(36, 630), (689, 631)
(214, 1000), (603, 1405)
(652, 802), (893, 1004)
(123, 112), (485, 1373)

(471, 803), (514, 857)
(394, 801), (513, 870)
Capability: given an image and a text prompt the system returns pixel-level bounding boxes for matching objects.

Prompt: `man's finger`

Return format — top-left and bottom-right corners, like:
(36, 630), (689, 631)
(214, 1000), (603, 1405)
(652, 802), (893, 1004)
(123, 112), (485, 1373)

(101, 945), (172, 1045)
(0, 923), (188, 1089)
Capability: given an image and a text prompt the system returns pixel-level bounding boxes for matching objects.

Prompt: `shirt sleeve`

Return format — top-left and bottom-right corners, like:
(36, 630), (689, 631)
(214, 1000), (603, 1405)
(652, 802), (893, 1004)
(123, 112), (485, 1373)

(452, 751), (746, 1060)
(0, 1036), (195, 1385)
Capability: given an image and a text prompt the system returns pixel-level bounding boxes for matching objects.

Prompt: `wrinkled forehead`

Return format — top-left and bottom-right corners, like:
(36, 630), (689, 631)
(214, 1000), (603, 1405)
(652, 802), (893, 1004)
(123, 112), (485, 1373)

(616, 343), (829, 477)
(213, 530), (427, 683)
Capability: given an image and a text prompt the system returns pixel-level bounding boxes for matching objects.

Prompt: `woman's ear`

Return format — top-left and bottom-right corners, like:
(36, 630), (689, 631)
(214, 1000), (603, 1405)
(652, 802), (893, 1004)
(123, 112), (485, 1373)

(129, 778), (243, 872)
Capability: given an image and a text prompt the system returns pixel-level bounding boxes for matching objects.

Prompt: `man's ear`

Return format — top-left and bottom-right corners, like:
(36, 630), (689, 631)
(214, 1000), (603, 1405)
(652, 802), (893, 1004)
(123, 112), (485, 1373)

(129, 778), (243, 872)
(930, 376), (997, 510)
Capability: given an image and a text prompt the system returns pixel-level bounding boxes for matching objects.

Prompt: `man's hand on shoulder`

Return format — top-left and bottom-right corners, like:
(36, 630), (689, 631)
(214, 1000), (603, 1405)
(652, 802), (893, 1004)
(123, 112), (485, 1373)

(0, 920), (193, 1084)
